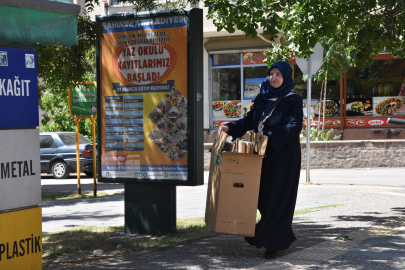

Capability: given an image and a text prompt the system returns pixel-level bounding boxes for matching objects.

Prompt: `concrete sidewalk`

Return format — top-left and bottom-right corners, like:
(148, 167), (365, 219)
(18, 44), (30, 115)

(42, 168), (405, 269)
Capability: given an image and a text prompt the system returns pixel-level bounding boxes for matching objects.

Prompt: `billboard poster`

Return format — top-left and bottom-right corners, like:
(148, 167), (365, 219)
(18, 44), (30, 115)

(242, 52), (266, 65)
(372, 96), (405, 116)
(99, 15), (188, 180)
(313, 99), (341, 117)
(346, 98), (373, 116)
(70, 82), (97, 116)
(0, 47), (39, 128)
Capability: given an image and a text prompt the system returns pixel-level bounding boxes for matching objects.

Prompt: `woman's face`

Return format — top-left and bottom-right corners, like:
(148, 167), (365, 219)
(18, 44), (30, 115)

(269, 67), (283, 88)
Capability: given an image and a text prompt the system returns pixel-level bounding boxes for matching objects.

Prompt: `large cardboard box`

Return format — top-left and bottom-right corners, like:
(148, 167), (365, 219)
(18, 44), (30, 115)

(205, 135), (264, 236)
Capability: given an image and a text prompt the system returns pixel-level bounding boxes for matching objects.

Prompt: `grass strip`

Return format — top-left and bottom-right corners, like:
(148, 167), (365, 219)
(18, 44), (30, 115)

(294, 204), (345, 215)
(42, 216), (211, 268)
(42, 192), (123, 202)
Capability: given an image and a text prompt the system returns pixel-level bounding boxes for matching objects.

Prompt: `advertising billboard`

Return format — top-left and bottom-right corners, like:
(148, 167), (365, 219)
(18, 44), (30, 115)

(97, 9), (203, 185)
(0, 47), (39, 128)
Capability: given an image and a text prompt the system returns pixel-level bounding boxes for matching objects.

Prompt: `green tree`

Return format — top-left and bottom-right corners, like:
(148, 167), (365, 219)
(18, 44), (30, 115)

(205, 0), (405, 137)
(205, 0), (405, 72)
(38, 0), (199, 139)
(37, 15), (103, 139)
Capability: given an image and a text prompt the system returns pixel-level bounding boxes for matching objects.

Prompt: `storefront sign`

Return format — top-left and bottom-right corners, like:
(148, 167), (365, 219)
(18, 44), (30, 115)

(346, 118), (402, 127)
(0, 47), (39, 128)
(0, 129), (41, 211)
(0, 207), (42, 269)
(99, 15), (189, 180)
(69, 82), (97, 116)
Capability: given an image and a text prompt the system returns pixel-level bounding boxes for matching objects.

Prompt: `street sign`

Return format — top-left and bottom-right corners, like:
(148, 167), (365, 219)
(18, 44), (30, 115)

(296, 43), (324, 75)
(69, 82), (97, 116)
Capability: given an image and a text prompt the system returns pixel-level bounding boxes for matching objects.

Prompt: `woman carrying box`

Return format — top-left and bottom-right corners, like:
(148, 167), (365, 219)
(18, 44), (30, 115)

(218, 60), (303, 259)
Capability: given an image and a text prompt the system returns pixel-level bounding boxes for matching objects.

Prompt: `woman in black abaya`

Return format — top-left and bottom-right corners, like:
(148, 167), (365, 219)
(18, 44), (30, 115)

(218, 61), (303, 259)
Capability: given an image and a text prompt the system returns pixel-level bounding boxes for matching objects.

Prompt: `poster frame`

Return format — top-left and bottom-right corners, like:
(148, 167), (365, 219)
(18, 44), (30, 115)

(95, 8), (203, 186)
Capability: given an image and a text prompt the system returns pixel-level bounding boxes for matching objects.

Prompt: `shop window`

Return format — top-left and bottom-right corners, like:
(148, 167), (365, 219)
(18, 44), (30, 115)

(293, 64), (340, 99)
(243, 66), (268, 99)
(212, 68), (241, 101)
(293, 64), (342, 124)
(212, 68), (241, 120)
(212, 54), (240, 66)
(242, 66), (268, 117)
(345, 59), (405, 119)
(349, 59), (405, 97)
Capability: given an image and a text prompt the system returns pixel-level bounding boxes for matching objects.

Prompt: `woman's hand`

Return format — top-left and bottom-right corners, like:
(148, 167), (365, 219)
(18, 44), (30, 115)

(217, 125), (229, 138)
(257, 130), (263, 143)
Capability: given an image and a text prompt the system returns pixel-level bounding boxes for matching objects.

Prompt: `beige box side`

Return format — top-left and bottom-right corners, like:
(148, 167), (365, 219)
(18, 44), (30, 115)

(207, 151), (263, 236)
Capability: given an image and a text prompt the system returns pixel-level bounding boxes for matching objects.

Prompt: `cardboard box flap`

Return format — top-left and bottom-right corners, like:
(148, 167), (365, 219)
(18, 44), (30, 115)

(205, 133), (227, 231)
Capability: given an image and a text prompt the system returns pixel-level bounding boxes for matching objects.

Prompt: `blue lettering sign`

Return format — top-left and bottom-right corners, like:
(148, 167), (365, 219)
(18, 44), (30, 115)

(0, 47), (39, 128)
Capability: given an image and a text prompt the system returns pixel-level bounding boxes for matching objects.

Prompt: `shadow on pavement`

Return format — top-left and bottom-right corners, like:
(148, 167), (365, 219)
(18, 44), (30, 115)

(66, 211), (405, 270)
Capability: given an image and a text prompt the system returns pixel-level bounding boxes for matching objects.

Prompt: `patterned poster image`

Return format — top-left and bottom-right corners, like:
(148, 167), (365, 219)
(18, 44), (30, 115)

(100, 16), (188, 180)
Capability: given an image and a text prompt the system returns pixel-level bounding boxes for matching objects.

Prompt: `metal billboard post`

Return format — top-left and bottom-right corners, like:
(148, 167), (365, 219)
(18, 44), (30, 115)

(306, 56), (312, 183)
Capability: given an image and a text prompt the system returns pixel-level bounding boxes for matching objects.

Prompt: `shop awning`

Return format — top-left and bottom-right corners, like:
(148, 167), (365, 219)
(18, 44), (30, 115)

(205, 35), (273, 53)
(0, 0), (81, 47)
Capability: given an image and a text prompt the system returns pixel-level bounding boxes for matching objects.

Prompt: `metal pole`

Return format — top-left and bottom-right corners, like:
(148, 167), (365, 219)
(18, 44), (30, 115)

(91, 116), (97, 197)
(75, 117), (81, 194)
(306, 56), (312, 183)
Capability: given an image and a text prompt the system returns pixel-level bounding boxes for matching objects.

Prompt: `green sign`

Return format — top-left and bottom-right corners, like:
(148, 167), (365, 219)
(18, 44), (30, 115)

(70, 83), (97, 116)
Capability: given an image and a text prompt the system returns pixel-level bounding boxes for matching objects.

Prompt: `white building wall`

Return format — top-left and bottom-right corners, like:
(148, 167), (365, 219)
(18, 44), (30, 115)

(76, 0), (106, 19)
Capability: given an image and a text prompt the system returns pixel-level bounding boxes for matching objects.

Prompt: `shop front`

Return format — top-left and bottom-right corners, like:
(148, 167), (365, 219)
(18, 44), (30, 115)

(207, 51), (405, 142)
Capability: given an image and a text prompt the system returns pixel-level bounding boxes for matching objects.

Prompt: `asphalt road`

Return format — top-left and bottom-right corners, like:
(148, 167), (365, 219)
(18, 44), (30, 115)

(41, 168), (405, 233)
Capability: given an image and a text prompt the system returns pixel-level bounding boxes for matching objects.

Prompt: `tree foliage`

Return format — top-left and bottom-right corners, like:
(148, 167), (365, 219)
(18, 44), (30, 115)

(205, 0), (405, 78)
(37, 15), (103, 139)
(37, 0), (199, 138)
